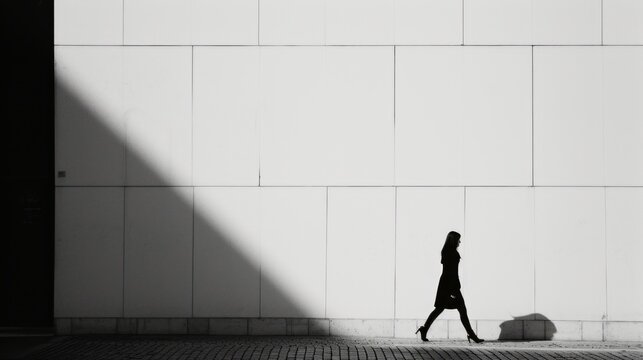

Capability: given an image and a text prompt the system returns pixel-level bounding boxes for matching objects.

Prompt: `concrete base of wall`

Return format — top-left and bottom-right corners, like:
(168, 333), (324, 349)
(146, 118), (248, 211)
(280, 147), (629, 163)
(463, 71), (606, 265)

(54, 318), (643, 341)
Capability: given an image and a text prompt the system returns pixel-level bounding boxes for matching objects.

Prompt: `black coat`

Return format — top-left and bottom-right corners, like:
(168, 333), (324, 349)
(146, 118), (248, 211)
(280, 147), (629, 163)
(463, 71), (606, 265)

(434, 251), (464, 309)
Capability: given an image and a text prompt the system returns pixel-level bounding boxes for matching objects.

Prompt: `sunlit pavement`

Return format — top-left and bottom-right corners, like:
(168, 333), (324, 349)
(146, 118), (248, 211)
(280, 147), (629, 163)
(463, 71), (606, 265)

(3, 336), (640, 360)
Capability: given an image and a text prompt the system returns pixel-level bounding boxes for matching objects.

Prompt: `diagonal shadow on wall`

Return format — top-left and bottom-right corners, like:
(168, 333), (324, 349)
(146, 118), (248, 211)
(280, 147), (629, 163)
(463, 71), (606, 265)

(55, 75), (318, 333)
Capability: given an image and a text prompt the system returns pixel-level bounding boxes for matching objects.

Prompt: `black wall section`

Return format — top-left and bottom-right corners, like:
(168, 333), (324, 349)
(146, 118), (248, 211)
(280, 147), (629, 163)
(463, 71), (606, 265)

(0, 0), (54, 326)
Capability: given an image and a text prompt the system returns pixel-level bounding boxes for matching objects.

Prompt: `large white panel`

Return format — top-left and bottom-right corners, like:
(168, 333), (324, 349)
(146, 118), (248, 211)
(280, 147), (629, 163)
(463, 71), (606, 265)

(395, 187), (464, 320)
(532, 0), (602, 45)
(325, 0), (395, 45)
(124, 0), (257, 45)
(124, 187), (193, 317)
(395, 47), (463, 186)
(260, 47), (394, 186)
(327, 188), (395, 318)
(534, 188), (606, 320)
(260, 188), (326, 318)
(193, 187), (260, 317)
(259, 47), (324, 185)
(464, 0), (531, 45)
(464, 187), (534, 320)
(322, 47), (394, 185)
(123, 47), (192, 186)
(604, 47), (643, 186)
(606, 188), (643, 321)
(57, 47), (192, 187)
(395, 47), (530, 186)
(190, 0), (257, 45)
(124, 0), (188, 44)
(55, 47), (125, 186)
(464, 0), (601, 45)
(395, 0), (462, 45)
(193, 47), (259, 186)
(55, 187), (123, 317)
(462, 47), (532, 185)
(55, 0), (123, 45)
(604, 0), (643, 45)
(259, 0), (325, 45)
(262, 0), (461, 45)
(534, 47), (603, 186)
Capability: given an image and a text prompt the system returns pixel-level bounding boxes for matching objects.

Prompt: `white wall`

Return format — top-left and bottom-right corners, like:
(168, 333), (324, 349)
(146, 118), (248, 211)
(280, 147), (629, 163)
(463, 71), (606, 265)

(55, 0), (643, 340)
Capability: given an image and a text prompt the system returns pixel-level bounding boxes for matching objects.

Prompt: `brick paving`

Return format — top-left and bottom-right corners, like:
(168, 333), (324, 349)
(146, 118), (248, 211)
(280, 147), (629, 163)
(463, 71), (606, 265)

(19, 336), (643, 360)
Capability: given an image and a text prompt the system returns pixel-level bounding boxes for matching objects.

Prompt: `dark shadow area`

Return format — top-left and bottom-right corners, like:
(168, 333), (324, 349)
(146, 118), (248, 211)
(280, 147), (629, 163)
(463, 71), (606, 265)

(0, 336), (54, 360)
(1, 0), (54, 327)
(499, 313), (556, 341)
(54, 75), (308, 323)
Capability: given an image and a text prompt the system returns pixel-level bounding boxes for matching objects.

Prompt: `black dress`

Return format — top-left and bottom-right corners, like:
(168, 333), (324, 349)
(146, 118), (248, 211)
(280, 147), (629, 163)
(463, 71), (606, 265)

(434, 251), (464, 309)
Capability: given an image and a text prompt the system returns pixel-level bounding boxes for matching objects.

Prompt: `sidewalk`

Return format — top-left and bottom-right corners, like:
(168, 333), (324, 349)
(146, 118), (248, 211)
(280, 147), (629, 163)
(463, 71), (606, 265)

(7, 335), (643, 360)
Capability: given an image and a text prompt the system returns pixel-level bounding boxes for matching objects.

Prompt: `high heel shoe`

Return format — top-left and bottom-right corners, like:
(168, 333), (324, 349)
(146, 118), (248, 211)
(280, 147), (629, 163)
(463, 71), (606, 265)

(415, 326), (429, 342)
(467, 334), (484, 344)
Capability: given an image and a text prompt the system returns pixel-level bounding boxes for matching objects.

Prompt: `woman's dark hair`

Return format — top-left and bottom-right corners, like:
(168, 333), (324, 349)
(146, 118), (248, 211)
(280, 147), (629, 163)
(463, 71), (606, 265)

(441, 231), (461, 258)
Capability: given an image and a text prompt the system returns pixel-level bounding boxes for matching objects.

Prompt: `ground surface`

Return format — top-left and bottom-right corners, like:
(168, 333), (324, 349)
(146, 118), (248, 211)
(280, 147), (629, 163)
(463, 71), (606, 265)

(3, 336), (643, 360)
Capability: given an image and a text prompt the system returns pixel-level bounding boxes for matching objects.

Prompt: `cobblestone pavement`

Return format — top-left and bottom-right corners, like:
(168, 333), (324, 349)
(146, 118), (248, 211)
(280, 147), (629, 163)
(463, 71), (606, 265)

(20, 336), (643, 360)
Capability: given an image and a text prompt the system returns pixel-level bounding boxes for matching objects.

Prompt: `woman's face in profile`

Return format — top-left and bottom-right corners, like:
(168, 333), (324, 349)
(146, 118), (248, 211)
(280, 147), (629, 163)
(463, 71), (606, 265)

(457, 239), (461, 248)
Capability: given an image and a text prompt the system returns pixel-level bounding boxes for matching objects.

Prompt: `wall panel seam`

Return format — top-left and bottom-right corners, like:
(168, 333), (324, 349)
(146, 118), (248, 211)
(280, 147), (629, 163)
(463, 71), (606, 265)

(191, 187), (195, 318)
(461, 0), (465, 45)
(257, 46), (262, 187)
(601, 0), (604, 45)
(54, 44), (643, 47)
(393, 187), (397, 328)
(532, 188), (536, 320)
(53, 185), (643, 188)
(325, 187), (329, 318)
(604, 187), (608, 329)
(531, 46), (534, 186)
(257, 0), (260, 45)
(393, 46), (396, 186)
(122, 0), (125, 45)
(122, 187), (127, 317)
(191, 46), (195, 318)
(122, 187), (126, 317)
(601, 46), (608, 329)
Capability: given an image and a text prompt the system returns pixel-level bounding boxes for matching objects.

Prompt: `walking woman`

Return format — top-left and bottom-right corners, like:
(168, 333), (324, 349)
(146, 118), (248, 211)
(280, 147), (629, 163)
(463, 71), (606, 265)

(415, 231), (484, 343)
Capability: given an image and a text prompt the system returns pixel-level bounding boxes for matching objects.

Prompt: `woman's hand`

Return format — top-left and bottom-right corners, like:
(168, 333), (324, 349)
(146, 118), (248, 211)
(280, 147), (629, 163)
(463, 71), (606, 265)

(449, 294), (457, 299)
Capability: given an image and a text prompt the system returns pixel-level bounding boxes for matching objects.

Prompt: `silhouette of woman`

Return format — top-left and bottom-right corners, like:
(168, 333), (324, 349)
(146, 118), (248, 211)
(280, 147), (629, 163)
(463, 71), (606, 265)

(415, 231), (484, 343)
